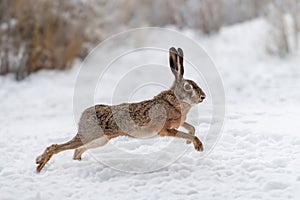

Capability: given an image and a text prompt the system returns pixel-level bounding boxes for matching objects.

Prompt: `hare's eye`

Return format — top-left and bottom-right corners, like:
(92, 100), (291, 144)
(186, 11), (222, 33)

(184, 83), (192, 91)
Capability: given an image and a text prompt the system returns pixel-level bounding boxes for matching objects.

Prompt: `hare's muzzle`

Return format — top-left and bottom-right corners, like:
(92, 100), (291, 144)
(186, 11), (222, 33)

(198, 93), (206, 103)
(200, 94), (206, 100)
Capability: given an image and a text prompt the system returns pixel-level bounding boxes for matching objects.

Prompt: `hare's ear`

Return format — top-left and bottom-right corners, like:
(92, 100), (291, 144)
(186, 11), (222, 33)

(169, 47), (181, 82)
(177, 48), (184, 77)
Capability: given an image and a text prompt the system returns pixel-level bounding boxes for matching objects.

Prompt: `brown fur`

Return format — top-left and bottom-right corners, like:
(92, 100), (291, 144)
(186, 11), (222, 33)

(35, 47), (206, 172)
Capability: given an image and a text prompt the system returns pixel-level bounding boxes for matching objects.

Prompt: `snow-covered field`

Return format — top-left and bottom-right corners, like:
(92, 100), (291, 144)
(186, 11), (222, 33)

(1, 19), (300, 200)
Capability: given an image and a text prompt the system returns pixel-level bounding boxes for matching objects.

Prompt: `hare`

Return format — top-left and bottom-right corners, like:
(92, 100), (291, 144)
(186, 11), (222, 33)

(36, 47), (206, 172)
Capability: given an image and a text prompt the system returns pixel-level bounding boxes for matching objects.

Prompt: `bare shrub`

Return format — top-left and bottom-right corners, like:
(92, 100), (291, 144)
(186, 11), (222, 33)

(265, 0), (300, 57)
(198, 0), (224, 34)
(0, 0), (90, 80)
(288, 0), (300, 49)
(223, 0), (269, 25)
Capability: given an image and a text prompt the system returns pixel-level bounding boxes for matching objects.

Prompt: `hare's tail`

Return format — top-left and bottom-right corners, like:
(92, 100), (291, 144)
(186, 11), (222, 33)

(36, 135), (83, 172)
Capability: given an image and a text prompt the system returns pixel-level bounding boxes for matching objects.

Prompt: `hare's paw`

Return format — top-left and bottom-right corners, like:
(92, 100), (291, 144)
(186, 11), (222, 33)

(73, 149), (82, 161)
(35, 153), (52, 172)
(193, 137), (203, 152)
(36, 155), (43, 164)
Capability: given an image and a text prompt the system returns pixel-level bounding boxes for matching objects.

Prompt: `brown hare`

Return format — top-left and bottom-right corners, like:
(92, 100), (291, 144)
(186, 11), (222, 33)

(36, 47), (206, 172)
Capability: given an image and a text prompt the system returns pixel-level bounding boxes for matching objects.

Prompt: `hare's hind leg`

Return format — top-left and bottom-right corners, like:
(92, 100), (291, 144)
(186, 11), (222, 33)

(36, 135), (83, 172)
(73, 136), (109, 160)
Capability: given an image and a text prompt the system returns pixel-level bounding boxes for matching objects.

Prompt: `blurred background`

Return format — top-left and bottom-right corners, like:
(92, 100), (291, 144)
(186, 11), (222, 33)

(1, 1), (300, 200)
(0, 0), (299, 80)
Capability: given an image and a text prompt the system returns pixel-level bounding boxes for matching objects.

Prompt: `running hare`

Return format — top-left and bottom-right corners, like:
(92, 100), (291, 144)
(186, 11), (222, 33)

(36, 47), (206, 172)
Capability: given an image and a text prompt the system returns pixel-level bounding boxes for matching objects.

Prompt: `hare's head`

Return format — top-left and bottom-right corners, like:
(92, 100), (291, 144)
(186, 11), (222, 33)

(169, 47), (206, 105)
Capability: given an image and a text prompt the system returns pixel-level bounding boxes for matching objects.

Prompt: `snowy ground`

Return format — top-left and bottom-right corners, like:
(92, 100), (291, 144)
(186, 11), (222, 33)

(1, 19), (300, 200)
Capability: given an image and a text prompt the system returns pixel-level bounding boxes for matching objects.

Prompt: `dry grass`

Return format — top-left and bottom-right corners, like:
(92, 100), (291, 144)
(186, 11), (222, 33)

(0, 0), (89, 80)
(265, 0), (300, 57)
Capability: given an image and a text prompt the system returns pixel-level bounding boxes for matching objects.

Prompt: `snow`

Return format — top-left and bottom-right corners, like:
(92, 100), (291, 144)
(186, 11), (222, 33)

(1, 18), (300, 200)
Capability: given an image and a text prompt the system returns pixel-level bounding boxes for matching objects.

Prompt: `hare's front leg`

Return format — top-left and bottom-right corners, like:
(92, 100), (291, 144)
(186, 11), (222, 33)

(181, 122), (195, 144)
(158, 129), (203, 151)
